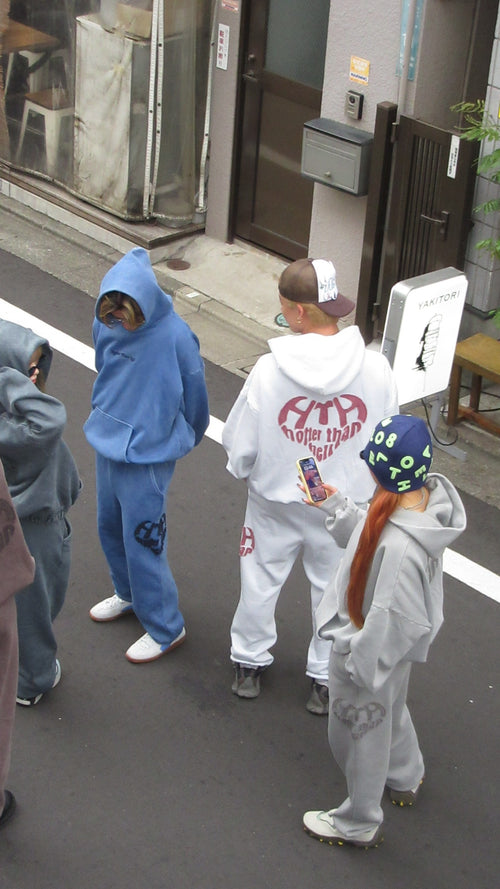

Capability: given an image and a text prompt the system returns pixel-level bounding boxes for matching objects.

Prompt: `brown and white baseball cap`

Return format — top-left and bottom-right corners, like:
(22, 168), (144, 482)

(278, 258), (355, 318)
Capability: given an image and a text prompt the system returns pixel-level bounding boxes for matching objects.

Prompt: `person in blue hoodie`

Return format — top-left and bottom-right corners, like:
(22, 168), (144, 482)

(85, 248), (209, 663)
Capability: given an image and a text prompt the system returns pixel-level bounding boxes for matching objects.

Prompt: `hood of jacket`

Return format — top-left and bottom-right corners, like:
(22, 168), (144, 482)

(0, 321), (80, 518)
(268, 325), (366, 396)
(95, 247), (173, 327)
(389, 473), (466, 556)
(86, 248), (209, 464)
(0, 319), (52, 379)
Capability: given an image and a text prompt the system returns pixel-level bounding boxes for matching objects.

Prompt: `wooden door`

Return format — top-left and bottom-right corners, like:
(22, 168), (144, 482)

(233, 0), (329, 259)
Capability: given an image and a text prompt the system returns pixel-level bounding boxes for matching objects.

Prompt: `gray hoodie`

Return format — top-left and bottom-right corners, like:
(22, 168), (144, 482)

(315, 474), (466, 693)
(0, 320), (80, 519)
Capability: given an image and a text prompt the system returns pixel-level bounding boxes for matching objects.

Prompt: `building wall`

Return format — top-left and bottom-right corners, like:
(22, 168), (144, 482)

(461, 2), (500, 334)
(310, 0), (499, 322)
(205, 4), (243, 242)
(206, 0), (500, 328)
(309, 0), (402, 301)
(412, 0), (485, 129)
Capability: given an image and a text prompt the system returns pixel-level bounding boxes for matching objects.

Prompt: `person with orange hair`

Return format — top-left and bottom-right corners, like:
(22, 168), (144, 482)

(302, 414), (466, 848)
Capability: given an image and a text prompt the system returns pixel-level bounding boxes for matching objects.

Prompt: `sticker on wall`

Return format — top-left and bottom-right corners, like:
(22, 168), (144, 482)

(217, 23), (230, 70)
(447, 135), (460, 179)
(221, 0), (239, 10)
(349, 56), (370, 84)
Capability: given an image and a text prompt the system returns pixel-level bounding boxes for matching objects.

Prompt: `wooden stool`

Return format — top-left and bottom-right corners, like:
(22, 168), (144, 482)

(16, 88), (73, 178)
(447, 333), (500, 436)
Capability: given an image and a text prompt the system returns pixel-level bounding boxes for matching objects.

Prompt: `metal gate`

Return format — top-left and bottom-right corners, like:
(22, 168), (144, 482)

(357, 110), (478, 340)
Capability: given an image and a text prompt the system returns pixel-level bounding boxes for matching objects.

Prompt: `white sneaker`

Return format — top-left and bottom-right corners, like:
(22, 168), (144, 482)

(303, 810), (383, 848)
(90, 594), (133, 622)
(125, 627), (186, 663)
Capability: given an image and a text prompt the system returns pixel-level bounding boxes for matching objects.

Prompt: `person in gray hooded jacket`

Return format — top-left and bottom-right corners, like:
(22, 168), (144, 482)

(301, 414), (466, 848)
(0, 319), (80, 706)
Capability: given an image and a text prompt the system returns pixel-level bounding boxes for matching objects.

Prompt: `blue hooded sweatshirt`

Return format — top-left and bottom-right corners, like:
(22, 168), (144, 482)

(84, 248), (209, 464)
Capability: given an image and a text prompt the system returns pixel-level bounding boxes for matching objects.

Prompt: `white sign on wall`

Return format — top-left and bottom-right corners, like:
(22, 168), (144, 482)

(381, 268), (468, 406)
(216, 23), (230, 70)
(447, 135), (460, 179)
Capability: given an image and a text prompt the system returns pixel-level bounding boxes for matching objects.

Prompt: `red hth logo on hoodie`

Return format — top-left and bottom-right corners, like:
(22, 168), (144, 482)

(278, 394), (367, 462)
(239, 525), (255, 556)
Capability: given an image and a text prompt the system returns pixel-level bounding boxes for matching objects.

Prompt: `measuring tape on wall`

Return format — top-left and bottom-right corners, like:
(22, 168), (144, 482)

(151, 0), (164, 209)
(143, 0), (162, 217)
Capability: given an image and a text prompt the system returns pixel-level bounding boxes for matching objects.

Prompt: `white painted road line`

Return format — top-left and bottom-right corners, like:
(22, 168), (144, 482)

(443, 549), (500, 604)
(0, 298), (96, 371)
(207, 416), (224, 445)
(0, 298), (224, 443)
(1, 298), (498, 600)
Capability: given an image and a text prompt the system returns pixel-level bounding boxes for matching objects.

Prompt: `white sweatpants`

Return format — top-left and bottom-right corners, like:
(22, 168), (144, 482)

(230, 490), (343, 681)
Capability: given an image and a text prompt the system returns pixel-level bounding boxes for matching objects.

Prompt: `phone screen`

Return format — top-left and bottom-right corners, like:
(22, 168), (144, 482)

(298, 457), (327, 502)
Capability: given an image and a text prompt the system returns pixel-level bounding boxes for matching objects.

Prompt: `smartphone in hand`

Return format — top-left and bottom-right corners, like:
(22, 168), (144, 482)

(296, 456), (327, 503)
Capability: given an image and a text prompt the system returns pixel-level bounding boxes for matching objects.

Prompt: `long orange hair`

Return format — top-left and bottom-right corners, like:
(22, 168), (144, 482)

(345, 487), (400, 628)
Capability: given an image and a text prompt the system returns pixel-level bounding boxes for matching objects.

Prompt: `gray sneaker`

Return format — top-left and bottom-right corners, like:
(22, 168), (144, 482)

(232, 664), (264, 698)
(16, 658), (61, 707)
(306, 681), (329, 715)
(0, 791), (16, 829)
(303, 809), (383, 848)
(389, 777), (424, 806)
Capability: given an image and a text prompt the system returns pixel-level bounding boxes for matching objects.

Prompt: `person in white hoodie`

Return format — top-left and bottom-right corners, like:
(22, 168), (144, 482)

(222, 258), (398, 712)
(302, 414), (466, 848)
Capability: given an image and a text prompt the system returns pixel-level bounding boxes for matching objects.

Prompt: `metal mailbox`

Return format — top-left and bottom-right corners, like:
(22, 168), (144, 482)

(301, 118), (373, 196)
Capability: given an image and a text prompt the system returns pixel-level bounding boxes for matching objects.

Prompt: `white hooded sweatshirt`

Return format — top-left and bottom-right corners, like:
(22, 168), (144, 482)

(222, 326), (399, 504)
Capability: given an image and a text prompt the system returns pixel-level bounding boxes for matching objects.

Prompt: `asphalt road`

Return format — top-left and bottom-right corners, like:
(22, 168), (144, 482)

(0, 250), (499, 889)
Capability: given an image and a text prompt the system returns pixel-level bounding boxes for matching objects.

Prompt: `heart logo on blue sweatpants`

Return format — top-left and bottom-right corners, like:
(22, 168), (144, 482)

(134, 514), (167, 555)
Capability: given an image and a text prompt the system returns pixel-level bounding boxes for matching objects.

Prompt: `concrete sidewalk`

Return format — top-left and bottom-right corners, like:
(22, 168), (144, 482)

(1, 189), (499, 508)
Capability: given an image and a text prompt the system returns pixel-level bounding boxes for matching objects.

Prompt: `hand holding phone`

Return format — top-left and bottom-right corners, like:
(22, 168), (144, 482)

(296, 456), (327, 503)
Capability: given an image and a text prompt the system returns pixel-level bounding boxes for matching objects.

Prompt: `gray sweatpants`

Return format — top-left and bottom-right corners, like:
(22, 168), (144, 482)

(328, 650), (425, 838)
(15, 515), (71, 699)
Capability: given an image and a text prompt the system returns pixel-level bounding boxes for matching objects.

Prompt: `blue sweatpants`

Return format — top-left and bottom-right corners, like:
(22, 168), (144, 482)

(96, 455), (184, 646)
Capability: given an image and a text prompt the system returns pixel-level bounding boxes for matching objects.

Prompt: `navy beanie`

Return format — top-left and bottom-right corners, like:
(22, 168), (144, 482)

(361, 415), (433, 493)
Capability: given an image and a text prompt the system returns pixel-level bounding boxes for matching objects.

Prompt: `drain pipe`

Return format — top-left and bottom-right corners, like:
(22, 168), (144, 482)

(396, 0), (419, 120)
(193, 0), (217, 223)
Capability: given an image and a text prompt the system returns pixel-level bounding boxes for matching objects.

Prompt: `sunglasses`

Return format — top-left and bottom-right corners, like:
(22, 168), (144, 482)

(28, 362), (41, 377)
